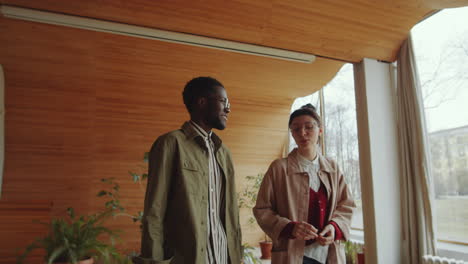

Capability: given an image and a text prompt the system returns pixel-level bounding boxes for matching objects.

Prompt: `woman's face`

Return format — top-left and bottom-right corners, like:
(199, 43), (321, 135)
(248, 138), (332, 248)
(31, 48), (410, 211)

(290, 114), (322, 150)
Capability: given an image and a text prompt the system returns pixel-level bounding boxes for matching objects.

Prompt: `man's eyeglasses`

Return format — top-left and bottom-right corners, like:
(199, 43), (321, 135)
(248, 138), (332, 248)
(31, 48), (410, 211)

(208, 97), (230, 109)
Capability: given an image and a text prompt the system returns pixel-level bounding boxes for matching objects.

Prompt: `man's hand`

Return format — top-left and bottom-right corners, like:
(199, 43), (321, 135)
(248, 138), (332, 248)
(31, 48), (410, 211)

(292, 221), (318, 240)
(317, 224), (335, 246)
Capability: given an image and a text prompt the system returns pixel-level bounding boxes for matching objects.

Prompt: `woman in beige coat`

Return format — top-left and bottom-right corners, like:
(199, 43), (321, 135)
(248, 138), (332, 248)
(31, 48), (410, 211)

(253, 105), (355, 264)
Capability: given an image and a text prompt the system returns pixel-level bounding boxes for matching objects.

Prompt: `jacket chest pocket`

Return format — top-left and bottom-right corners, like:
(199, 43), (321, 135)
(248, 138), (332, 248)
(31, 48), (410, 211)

(180, 160), (203, 195)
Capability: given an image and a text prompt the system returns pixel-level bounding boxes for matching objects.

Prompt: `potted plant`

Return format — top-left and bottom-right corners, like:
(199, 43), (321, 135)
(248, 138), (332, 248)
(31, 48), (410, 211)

(16, 152), (148, 264)
(356, 245), (365, 264)
(91, 153), (149, 260)
(242, 244), (262, 264)
(344, 240), (357, 264)
(238, 173), (272, 259)
(258, 235), (273, 259)
(16, 208), (121, 264)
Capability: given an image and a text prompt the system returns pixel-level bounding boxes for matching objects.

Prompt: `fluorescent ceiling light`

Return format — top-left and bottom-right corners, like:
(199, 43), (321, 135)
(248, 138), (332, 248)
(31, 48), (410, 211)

(0, 5), (316, 63)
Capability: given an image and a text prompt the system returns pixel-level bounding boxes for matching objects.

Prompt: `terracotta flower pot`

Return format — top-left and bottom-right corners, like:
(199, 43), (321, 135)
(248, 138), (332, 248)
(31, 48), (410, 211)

(54, 257), (94, 264)
(357, 252), (365, 264)
(259, 241), (273, 259)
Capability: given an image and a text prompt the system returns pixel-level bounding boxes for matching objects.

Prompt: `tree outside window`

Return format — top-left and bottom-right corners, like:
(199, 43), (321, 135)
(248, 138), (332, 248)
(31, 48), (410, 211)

(412, 6), (468, 244)
(290, 63), (363, 230)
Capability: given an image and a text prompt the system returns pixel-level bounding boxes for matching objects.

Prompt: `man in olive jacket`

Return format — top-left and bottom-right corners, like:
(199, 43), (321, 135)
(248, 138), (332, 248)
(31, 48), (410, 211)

(133, 77), (242, 264)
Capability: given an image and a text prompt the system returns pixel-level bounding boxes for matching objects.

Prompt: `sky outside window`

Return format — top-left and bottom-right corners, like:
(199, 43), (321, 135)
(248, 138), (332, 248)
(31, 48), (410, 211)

(412, 6), (468, 244)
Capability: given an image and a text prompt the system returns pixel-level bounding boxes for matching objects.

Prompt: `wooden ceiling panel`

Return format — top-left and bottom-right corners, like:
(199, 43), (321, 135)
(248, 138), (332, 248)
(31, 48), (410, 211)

(0, 0), (273, 44)
(0, 0), (440, 62)
(265, 0), (425, 61)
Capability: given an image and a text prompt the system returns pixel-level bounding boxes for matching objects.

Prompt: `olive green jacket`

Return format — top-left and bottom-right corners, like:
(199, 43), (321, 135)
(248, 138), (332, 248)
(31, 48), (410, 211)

(134, 122), (242, 264)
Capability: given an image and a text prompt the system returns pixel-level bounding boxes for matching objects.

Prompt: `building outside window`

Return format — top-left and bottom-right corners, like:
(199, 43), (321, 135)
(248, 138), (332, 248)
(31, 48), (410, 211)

(412, 7), (468, 246)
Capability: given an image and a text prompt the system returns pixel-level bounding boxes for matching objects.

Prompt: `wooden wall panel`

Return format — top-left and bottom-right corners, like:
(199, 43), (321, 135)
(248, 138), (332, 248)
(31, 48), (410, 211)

(0, 15), (343, 261)
(0, 200), (51, 263)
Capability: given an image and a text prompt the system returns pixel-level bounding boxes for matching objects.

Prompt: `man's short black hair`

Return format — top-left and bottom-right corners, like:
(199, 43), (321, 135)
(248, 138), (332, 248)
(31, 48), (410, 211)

(182, 77), (224, 113)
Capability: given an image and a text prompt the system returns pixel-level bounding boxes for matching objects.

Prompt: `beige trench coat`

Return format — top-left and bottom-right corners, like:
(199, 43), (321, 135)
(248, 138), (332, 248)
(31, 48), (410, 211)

(253, 149), (355, 264)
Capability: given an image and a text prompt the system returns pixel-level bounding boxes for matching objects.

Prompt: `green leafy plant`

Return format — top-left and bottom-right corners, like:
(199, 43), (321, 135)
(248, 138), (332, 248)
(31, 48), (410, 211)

(242, 244), (262, 264)
(238, 173), (264, 225)
(98, 177), (143, 225)
(129, 152), (149, 183)
(126, 152), (148, 226)
(238, 173), (271, 243)
(97, 152), (148, 230)
(16, 153), (150, 264)
(17, 208), (121, 264)
(93, 152), (149, 261)
(344, 240), (360, 264)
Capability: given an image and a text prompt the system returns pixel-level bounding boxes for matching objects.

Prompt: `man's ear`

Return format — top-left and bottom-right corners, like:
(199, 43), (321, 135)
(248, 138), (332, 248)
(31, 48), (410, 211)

(194, 96), (207, 111)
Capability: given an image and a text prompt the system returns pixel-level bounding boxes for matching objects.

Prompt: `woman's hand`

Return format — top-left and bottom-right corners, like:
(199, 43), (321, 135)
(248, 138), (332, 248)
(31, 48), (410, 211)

(292, 221), (318, 240)
(317, 224), (335, 245)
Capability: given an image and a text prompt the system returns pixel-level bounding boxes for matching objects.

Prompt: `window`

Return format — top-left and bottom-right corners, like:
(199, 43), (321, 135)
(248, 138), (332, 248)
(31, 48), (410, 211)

(412, 7), (468, 244)
(290, 64), (363, 231)
(322, 64), (362, 230)
(459, 147), (465, 157)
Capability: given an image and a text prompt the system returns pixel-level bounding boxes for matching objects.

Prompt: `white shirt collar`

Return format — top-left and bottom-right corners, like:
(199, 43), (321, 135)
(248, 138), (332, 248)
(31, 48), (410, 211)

(297, 152), (319, 167)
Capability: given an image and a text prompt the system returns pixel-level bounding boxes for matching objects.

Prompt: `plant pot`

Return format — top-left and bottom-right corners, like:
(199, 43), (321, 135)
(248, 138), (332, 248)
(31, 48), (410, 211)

(54, 257), (94, 264)
(259, 241), (272, 259)
(357, 252), (365, 264)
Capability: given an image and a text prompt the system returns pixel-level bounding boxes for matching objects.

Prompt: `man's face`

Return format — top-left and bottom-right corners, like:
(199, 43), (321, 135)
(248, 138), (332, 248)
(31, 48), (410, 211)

(205, 86), (231, 130)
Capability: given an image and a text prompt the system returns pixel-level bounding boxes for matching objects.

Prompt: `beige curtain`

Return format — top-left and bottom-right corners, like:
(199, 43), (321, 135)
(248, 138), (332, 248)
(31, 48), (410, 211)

(396, 35), (436, 263)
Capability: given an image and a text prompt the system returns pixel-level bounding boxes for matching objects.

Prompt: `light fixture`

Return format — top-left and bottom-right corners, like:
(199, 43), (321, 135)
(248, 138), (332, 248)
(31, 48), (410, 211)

(0, 5), (316, 63)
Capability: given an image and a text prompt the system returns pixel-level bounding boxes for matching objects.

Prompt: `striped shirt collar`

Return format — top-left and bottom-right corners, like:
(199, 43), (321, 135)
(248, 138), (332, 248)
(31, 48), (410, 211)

(181, 121), (223, 151)
(189, 120), (213, 139)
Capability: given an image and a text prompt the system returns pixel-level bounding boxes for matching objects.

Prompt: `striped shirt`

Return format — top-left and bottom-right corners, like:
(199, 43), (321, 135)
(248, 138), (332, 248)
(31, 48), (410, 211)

(190, 121), (228, 264)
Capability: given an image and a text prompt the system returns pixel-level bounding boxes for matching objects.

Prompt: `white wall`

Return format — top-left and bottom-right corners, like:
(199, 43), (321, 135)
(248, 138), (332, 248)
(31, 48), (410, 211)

(354, 58), (402, 263)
